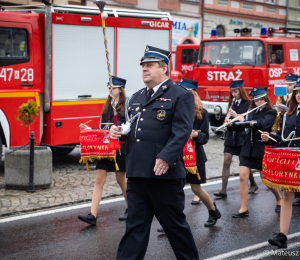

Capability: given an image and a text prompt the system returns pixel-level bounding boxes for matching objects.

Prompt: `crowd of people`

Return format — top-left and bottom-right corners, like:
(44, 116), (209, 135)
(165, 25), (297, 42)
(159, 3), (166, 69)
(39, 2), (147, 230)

(77, 45), (299, 259)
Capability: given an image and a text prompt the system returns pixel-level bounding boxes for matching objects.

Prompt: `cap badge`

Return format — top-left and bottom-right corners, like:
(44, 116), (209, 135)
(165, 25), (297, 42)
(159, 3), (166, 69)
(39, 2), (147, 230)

(145, 46), (149, 52)
(253, 88), (257, 92)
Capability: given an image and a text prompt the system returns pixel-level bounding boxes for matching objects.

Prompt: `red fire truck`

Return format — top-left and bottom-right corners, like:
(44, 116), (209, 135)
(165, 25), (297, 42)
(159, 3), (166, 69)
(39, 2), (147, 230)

(193, 28), (300, 130)
(0, 4), (172, 155)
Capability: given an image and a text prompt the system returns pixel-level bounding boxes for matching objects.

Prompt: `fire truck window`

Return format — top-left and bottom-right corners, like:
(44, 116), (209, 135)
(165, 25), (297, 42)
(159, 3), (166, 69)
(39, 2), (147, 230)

(0, 27), (29, 67)
(181, 49), (195, 64)
(268, 44), (283, 64)
(198, 40), (265, 66)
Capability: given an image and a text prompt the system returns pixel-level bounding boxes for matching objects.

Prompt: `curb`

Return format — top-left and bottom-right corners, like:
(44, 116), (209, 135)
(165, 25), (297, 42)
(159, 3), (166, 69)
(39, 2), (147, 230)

(0, 170), (260, 218)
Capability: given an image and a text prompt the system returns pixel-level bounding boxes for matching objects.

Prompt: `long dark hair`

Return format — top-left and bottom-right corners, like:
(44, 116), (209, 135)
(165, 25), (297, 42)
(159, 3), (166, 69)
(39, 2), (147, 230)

(248, 95), (273, 113)
(286, 90), (299, 116)
(227, 86), (250, 111)
(191, 90), (203, 121)
(102, 87), (127, 116)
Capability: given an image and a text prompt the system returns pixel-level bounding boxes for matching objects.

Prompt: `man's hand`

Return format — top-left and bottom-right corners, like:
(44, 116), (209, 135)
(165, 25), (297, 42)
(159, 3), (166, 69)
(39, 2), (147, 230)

(154, 158), (170, 176)
(109, 125), (122, 139)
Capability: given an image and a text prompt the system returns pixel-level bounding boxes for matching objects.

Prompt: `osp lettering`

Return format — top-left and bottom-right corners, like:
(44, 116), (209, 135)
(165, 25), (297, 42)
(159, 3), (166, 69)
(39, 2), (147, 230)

(207, 70), (242, 81)
(269, 68), (283, 78)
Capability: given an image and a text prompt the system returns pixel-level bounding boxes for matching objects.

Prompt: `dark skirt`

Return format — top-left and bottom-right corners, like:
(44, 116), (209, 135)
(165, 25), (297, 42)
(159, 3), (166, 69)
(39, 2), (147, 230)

(96, 153), (126, 172)
(240, 156), (263, 171)
(186, 164), (206, 184)
(224, 145), (242, 156)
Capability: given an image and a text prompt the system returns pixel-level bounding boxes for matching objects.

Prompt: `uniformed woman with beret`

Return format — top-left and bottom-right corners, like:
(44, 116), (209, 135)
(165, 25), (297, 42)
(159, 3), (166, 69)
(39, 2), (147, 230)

(181, 78), (222, 227)
(214, 79), (258, 199)
(78, 76), (128, 225)
(228, 87), (282, 218)
(261, 79), (300, 248)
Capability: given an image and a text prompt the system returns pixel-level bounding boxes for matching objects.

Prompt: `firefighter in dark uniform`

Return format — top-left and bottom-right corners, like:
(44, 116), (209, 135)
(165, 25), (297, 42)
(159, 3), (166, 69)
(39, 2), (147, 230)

(110, 46), (199, 260)
(228, 87), (282, 218)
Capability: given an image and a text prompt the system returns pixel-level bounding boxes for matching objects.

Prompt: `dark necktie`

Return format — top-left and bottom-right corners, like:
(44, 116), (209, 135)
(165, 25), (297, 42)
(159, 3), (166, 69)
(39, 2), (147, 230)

(297, 108), (300, 120)
(147, 88), (154, 102)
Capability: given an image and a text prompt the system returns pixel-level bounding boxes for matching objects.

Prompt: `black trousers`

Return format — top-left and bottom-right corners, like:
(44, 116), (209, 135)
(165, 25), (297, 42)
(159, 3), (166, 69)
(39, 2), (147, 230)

(116, 178), (199, 260)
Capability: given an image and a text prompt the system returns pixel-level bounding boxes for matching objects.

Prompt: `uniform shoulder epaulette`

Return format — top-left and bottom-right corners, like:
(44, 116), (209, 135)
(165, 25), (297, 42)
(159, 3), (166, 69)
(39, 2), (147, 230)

(175, 83), (190, 92)
(131, 88), (146, 97)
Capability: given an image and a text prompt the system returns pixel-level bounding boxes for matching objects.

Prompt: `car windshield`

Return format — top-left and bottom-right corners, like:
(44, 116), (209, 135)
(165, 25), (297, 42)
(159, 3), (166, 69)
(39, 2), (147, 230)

(198, 40), (265, 66)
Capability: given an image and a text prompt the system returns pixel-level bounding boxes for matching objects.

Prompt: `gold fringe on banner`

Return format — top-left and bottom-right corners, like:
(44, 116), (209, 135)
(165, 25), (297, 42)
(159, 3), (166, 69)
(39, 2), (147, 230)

(186, 166), (201, 180)
(79, 155), (119, 171)
(262, 179), (300, 193)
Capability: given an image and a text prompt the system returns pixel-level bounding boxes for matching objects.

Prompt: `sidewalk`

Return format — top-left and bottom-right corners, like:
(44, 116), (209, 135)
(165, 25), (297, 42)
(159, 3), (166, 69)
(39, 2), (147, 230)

(0, 134), (241, 218)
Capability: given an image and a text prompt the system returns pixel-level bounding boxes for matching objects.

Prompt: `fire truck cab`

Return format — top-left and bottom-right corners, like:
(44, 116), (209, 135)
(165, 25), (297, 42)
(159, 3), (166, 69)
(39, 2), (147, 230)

(193, 27), (300, 131)
(0, 4), (172, 154)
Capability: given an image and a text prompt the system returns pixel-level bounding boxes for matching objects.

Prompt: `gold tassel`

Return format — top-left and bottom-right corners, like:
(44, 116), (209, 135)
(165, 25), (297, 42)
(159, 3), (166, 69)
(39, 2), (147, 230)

(79, 155), (119, 171)
(86, 163), (90, 171)
(262, 179), (300, 193)
(186, 166), (201, 180)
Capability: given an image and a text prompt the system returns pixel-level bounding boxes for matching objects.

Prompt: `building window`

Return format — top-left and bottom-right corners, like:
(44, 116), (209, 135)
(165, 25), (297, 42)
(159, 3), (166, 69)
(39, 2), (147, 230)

(217, 0), (228, 7)
(216, 25), (225, 37)
(266, 6), (277, 14)
(297, 11), (300, 20)
(183, 39), (193, 44)
(298, 0), (300, 8)
(266, 0), (276, 4)
(242, 2), (253, 10)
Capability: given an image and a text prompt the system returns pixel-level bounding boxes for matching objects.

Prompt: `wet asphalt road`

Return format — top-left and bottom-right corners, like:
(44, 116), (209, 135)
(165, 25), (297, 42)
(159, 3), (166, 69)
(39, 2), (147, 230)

(1, 175), (300, 260)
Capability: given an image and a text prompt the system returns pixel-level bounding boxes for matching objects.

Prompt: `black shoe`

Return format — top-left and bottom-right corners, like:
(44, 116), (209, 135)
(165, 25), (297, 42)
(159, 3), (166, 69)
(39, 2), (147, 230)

(119, 209), (128, 221)
(275, 205), (281, 212)
(248, 185), (258, 194)
(268, 232), (287, 248)
(157, 227), (164, 233)
(213, 192), (227, 198)
(191, 199), (201, 205)
(293, 197), (300, 206)
(232, 210), (249, 218)
(78, 213), (97, 225)
(204, 202), (222, 227)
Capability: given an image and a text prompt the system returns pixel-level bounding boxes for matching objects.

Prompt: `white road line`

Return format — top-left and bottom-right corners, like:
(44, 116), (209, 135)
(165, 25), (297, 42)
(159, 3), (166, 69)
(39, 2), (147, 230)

(0, 174), (259, 224)
(205, 232), (300, 260)
(238, 241), (300, 260)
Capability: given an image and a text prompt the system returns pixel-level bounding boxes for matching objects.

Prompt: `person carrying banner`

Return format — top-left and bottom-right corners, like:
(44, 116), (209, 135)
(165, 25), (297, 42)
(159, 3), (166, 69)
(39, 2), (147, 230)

(78, 76), (128, 225)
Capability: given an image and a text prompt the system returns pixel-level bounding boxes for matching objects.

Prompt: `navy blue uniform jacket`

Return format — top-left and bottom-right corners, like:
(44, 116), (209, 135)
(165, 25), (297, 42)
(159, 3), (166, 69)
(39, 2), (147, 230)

(224, 100), (251, 147)
(122, 79), (195, 179)
(193, 109), (209, 166)
(229, 108), (276, 158)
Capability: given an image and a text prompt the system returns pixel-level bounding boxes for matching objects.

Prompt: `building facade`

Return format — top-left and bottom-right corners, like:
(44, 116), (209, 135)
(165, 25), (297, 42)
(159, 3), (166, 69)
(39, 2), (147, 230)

(203, 0), (287, 39)
(287, 0), (300, 36)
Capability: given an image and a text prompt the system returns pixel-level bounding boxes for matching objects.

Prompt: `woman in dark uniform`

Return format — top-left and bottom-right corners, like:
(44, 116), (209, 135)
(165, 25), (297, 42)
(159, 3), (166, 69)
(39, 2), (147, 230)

(214, 80), (257, 198)
(228, 87), (282, 218)
(181, 78), (221, 227)
(261, 80), (300, 248)
(78, 76), (128, 225)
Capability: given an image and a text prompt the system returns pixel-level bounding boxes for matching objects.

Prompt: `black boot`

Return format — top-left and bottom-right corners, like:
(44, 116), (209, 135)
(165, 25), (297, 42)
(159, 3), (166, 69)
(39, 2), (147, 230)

(78, 213), (97, 225)
(204, 202), (222, 227)
(119, 208), (128, 221)
(268, 232), (287, 248)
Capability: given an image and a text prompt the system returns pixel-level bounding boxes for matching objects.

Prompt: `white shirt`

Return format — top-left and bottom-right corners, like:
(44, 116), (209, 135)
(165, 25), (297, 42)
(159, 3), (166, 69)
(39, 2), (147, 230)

(147, 78), (169, 97)
(235, 98), (242, 106)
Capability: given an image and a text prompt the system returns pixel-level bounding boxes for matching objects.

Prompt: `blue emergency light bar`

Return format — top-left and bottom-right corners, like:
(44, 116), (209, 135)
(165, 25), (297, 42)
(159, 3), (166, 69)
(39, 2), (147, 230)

(260, 27), (267, 35)
(211, 29), (217, 37)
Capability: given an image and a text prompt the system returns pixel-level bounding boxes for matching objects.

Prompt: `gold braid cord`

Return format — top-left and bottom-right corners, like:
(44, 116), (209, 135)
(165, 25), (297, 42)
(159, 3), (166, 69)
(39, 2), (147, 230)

(102, 23), (117, 113)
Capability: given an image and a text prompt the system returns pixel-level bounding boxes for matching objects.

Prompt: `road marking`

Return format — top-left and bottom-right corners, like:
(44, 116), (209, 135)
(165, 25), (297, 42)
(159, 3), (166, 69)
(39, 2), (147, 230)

(0, 174), (259, 224)
(238, 241), (300, 260)
(204, 232), (300, 260)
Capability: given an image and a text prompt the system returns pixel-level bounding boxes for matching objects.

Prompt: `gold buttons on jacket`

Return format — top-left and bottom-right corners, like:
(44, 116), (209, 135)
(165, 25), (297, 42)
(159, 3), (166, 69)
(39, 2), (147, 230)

(143, 109), (146, 111)
(137, 139), (140, 142)
(138, 128), (141, 131)
(140, 118), (143, 121)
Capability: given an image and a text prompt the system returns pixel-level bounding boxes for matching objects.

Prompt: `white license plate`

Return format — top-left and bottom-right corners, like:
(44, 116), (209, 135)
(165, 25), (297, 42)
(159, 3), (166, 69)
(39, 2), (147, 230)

(205, 104), (214, 110)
